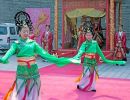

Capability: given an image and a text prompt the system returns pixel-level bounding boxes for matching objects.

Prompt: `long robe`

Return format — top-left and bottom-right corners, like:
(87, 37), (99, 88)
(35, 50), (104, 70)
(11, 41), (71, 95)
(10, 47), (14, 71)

(41, 31), (53, 54)
(0, 37), (80, 100)
(77, 33), (86, 50)
(73, 40), (125, 91)
(114, 32), (127, 60)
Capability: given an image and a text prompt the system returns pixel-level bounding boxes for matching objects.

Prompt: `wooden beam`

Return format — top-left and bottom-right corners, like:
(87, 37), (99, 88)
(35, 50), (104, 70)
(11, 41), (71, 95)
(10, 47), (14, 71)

(109, 0), (115, 51)
(118, 0), (122, 28)
(54, 0), (58, 49)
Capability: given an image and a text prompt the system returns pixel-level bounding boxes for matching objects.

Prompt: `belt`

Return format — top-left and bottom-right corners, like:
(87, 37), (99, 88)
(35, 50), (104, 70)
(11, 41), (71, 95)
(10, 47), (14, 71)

(85, 53), (96, 59)
(17, 57), (36, 68)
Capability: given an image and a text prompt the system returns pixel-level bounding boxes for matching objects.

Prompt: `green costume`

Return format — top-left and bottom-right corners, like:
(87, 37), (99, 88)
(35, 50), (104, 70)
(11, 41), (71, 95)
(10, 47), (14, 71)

(73, 40), (125, 65)
(73, 40), (125, 91)
(0, 37), (77, 66)
(0, 37), (80, 99)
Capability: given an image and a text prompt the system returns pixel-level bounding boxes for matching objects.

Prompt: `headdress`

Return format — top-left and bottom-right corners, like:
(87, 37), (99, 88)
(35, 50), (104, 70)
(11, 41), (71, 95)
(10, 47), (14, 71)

(14, 11), (33, 31)
(83, 28), (92, 34)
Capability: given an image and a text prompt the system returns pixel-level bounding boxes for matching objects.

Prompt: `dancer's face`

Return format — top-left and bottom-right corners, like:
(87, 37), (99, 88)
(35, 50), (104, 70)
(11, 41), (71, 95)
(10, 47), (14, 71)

(20, 27), (30, 39)
(85, 33), (93, 41)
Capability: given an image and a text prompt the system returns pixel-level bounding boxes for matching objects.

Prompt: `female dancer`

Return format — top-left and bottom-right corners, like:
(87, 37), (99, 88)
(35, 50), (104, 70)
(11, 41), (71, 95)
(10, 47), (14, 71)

(0, 11), (79, 100)
(73, 28), (125, 92)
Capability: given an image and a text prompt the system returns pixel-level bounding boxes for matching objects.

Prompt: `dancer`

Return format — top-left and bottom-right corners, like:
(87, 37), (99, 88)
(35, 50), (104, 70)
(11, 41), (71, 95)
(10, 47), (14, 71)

(73, 28), (125, 92)
(0, 11), (79, 100)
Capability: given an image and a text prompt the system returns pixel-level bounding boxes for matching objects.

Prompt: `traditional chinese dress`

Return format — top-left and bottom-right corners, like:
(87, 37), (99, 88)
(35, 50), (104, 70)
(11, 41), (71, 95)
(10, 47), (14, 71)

(114, 31), (127, 60)
(73, 40), (125, 91)
(0, 37), (78, 100)
(77, 32), (86, 50)
(41, 31), (53, 54)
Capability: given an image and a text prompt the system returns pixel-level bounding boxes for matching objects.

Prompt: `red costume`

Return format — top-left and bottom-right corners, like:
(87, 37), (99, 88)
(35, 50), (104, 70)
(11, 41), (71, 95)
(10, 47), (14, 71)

(41, 31), (53, 54)
(93, 22), (104, 48)
(114, 31), (126, 60)
(29, 34), (35, 40)
(77, 32), (86, 49)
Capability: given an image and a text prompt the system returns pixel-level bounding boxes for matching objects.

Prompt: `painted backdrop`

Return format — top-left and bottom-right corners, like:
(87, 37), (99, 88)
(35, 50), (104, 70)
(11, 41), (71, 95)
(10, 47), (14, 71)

(26, 8), (50, 46)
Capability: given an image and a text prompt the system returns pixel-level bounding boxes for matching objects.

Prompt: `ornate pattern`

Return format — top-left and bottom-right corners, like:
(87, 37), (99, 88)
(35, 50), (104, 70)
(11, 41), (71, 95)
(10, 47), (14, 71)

(14, 11), (33, 31)
(109, 0), (115, 50)
(54, 0), (58, 49)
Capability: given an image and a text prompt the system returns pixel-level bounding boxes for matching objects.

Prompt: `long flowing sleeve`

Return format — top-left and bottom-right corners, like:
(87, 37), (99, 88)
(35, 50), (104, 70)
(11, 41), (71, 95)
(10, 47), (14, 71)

(0, 43), (17, 63)
(96, 42), (126, 65)
(73, 42), (86, 60)
(34, 42), (80, 67)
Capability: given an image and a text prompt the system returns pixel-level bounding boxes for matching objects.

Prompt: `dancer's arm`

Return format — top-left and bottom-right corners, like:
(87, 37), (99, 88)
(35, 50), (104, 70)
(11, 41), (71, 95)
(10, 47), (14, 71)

(96, 42), (126, 65)
(73, 42), (86, 60)
(0, 43), (17, 64)
(34, 42), (80, 67)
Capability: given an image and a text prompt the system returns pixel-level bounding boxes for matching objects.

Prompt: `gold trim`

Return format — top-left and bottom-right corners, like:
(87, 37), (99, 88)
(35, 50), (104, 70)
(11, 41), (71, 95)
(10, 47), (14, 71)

(109, 0), (115, 50)
(85, 53), (96, 59)
(17, 57), (35, 61)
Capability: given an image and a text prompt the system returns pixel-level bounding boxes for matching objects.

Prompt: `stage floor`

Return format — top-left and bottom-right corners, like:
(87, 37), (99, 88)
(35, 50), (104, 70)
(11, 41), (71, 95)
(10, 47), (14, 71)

(0, 64), (130, 100)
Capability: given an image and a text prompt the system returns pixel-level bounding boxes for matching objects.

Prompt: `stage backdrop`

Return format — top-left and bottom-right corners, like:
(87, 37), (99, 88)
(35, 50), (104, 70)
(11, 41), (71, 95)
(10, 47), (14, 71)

(26, 8), (50, 46)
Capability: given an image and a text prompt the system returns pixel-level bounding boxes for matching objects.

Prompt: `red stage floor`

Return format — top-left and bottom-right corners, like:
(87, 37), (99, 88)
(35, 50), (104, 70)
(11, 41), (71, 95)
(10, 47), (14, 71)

(0, 64), (130, 100)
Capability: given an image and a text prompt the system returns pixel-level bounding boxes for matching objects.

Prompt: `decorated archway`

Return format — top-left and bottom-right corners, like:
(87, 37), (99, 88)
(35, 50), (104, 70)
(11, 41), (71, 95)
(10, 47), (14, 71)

(62, 0), (107, 50)
(64, 8), (106, 49)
